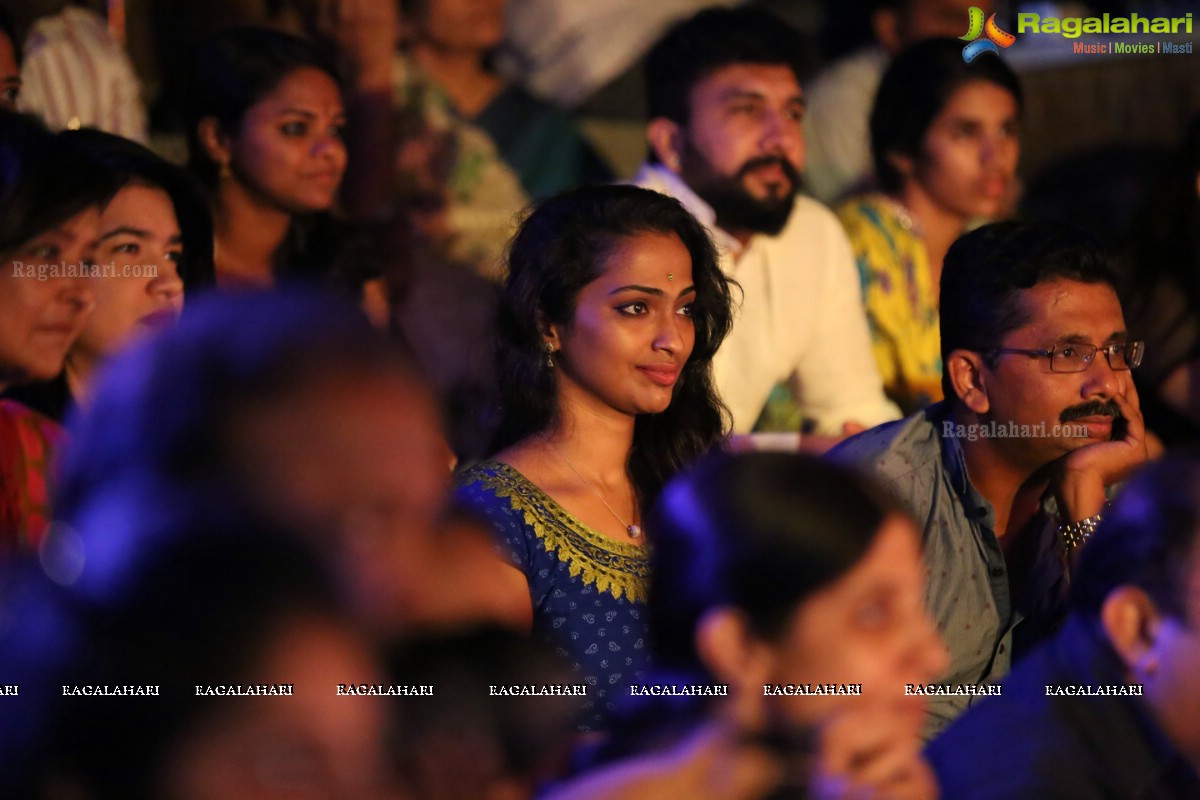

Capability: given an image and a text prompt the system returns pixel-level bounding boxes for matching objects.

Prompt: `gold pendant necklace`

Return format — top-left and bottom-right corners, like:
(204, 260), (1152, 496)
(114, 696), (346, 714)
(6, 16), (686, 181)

(548, 444), (642, 538)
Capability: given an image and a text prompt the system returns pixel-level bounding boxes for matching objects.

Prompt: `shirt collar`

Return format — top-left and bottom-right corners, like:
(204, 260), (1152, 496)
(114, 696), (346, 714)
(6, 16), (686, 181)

(929, 402), (998, 529)
(634, 163), (745, 259)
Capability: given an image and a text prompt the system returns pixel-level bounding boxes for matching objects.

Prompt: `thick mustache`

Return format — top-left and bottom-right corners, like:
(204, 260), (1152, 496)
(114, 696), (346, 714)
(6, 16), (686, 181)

(738, 156), (800, 183)
(1060, 400), (1121, 423)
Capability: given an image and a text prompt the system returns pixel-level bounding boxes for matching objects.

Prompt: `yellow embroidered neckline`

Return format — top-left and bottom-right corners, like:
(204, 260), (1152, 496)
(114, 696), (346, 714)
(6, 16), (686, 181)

(472, 461), (649, 603)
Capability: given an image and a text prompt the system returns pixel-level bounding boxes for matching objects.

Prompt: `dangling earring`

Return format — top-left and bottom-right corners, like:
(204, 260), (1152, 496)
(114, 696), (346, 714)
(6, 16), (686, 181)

(545, 341), (555, 368)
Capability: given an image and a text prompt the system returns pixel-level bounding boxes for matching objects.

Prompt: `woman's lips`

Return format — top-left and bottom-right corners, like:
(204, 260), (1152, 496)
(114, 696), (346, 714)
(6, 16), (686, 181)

(637, 365), (681, 386)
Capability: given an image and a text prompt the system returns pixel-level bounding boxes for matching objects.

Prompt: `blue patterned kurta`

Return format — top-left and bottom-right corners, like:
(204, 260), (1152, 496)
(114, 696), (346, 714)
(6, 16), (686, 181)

(454, 461), (651, 730)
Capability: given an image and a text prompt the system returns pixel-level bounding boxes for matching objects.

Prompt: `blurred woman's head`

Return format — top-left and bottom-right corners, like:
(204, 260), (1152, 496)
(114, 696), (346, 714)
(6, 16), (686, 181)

(0, 111), (117, 387)
(185, 27), (346, 214)
(54, 289), (464, 633)
(0, 483), (398, 800)
(62, 130), (215, 378)
(493, 184), (734, 501)
(401, 0), (507, 54)
(648, 453), (947, 730)
(871, 37), (1021, 221)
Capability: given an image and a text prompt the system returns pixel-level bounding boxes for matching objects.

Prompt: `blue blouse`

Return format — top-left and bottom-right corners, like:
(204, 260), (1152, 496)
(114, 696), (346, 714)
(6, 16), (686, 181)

(454, 460), (651, 730)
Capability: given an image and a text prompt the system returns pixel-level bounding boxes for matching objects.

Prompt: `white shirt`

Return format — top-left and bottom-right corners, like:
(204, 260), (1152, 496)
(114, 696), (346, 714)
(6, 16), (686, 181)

(633, 163), (900, 435)
(18, 7), (148, 143)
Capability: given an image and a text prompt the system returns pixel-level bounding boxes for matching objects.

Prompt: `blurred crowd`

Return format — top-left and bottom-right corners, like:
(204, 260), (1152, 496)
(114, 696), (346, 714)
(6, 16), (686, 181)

(1, 1), (1200, 798)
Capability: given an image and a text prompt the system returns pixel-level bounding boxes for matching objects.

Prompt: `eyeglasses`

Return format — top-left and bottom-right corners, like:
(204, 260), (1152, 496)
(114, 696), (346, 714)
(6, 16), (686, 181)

(986, 341), (1145, 373)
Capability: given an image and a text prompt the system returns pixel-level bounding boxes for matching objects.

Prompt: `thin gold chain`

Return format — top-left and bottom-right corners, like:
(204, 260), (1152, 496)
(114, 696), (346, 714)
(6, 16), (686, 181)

(546, 443), (642, 538)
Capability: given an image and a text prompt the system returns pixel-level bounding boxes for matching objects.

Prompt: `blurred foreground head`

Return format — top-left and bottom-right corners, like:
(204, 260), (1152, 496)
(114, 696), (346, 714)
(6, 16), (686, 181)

(0, 485), (399, 800)
(388, 626), (583, 800)
(56, 289), (509, 634)
(1072, 452), (1200, 774)
(649, 453), (948, 729)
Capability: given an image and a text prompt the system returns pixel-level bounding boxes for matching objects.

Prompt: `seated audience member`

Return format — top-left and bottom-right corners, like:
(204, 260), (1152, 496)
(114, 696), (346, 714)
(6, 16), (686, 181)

(54, 289), (518, 635)
(454, 185), (734, 731)
(804, 0), (992, 203)
(1122, 113), (1200, 445)
(0, 110), (116, 554)
(183, 26), (386, 318)
(829, 222), (1149, 739)
(5, 0), (148, 141)
(0, 8), (20, 110)
(388, 626), (583, 800)
(634, 8), (898, 441)
(927, 453), (1200, 798)
(0, 488), (403, 800)
(333, 0), (610, 281)
(400, 0), (611, 201)
(547, 453), (947, 800)
(837, 38), (1021, 415)
(8, 129), (214, 420)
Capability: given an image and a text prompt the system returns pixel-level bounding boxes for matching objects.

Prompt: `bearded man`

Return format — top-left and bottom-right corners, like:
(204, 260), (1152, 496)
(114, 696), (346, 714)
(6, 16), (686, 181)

(633, 7), (898, 445)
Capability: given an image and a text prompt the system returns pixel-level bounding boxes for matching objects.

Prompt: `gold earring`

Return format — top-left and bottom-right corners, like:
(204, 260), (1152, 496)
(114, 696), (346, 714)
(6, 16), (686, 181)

(545, 342), (555, 368)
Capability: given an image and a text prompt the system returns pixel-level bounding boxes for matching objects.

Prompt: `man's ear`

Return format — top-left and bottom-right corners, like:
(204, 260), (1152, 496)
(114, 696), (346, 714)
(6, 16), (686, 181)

(647, 117), (685, 174)
(946, 349), (991, 414)
(196, 116), (232, 170)
(1101, 586), (1162, 677)
(871, 7), (904, 54)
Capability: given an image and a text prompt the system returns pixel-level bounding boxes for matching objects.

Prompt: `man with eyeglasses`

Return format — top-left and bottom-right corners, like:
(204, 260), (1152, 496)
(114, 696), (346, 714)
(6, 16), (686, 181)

(829, 221), (1149, 739)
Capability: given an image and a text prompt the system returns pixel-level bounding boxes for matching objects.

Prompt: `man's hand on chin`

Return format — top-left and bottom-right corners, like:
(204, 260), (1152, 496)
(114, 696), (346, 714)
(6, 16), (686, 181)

(1054, 385), (1149, 523)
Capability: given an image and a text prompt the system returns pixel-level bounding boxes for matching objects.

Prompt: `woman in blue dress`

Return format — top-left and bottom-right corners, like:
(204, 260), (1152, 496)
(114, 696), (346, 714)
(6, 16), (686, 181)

(455, 184), (734, 729)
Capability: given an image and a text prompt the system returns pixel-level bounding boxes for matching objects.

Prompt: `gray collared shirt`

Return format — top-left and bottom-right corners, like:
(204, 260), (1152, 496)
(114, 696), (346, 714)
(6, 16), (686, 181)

(828, 402), (1069, 739)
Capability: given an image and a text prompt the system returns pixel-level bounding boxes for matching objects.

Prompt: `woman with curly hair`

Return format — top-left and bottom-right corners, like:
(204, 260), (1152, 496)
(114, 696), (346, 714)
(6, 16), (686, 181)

(455, 184), (734, 730)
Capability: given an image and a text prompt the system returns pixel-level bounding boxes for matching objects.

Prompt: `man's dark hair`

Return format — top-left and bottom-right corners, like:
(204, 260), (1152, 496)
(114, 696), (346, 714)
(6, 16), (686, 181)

(645, 7), (810, 126)
(871, 37), (1022, 194)
(1072, 452), (1200, 622)
(939, 221), (1121, 400)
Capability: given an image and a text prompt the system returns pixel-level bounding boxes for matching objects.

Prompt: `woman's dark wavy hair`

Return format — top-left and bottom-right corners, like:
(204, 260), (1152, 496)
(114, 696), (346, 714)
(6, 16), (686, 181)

(182, 26), (341, 188)
(491, 185), (735, 503)
(871, 37), (1022, 194)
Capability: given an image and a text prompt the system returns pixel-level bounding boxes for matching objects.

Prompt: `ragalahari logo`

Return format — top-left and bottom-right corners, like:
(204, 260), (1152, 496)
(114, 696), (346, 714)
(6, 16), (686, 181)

(960, 7), (1016, 62)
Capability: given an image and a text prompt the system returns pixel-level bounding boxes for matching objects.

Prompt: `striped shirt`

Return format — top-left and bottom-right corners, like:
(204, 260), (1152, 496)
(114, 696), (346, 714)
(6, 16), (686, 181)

(17, 7), (148, 143)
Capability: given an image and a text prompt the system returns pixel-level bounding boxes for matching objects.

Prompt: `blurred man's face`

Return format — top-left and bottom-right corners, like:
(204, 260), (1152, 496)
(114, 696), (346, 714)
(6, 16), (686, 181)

(677, 63), (805, 237)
